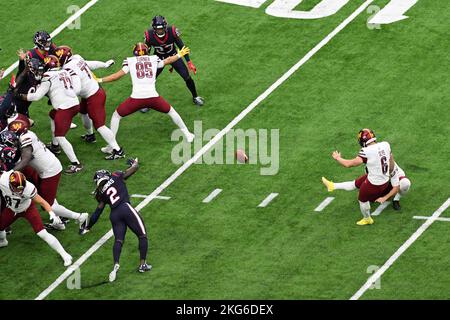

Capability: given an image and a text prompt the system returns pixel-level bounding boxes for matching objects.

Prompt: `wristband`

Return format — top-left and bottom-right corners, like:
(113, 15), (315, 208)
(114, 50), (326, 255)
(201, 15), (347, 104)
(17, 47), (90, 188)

(98, 78), (103, 83)
(176, 53), (181, 59)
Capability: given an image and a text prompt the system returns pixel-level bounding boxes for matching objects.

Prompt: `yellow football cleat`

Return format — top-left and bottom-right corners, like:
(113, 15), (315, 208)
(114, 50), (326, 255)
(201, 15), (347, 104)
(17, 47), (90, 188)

(322, 177), (334, 192)
(356, 217), (374, 226)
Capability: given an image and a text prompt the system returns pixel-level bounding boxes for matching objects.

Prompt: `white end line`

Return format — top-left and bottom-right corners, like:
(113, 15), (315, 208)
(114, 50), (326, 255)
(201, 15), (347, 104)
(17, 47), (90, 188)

(202, 189), (223, 203)
(371, 201), (390, 216)
(350, 198), (450, 300)
(258, 193), (279, 208)
(314, 197), (335, 212)
(36, 0), (375, 300)
(1, 0), (99, 80)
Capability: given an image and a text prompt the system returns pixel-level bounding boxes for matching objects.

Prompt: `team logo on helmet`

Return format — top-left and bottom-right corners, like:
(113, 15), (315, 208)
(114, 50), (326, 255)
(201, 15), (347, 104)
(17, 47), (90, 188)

(358, 128), (376, 147)
(44, 55), (60, 71)
(8, 118), (30, 136)
(54, 45), (73, 66)
(9, 171), (26, 195)
(133, 43), (149, 56)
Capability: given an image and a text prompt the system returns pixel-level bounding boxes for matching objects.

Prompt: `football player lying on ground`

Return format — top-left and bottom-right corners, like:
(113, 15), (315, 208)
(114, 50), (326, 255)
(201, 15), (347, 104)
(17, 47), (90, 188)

(8, 117), (89, 231)
(80, 158), (151, 282)
(322, 161), (411, 210)
(15, 56), (84, 174)
(321, 128), (395, 226)
(0, 171), (73, 267)
(97, 43), (195, 155)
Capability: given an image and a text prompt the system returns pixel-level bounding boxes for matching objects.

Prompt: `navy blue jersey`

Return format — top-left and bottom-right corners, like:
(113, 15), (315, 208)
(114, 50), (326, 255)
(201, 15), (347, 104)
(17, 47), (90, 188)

(97, 171), (130, 209)
(144, 25), (190, 61)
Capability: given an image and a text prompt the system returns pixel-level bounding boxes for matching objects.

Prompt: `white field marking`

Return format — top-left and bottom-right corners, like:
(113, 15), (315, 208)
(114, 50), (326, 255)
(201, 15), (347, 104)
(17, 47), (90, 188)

(1, 0), (99, 80)
(131, 194), (171, 200)
(314, 197), (335, 212)
(258, 193), (279, 208)
(202, 189), (223, 203)
(350, 198), (450, 300)
(413, 216), (450, 222)
(36, 0), (376, 300)
(371, 201), (390, 216)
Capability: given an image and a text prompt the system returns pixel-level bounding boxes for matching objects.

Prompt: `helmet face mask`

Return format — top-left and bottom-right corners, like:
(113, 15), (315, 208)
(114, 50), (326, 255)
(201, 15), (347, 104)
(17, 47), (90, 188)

(0, 130), (19, 149)
(93, 169), (111, 186)
(152, 16), (167, 38)
(34, 31), (52, 51)
(27, 58), (44, 80)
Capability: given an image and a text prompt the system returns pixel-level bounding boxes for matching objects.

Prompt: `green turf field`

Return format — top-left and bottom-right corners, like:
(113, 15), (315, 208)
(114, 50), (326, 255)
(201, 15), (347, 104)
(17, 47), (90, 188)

(0, 0), (449, 300)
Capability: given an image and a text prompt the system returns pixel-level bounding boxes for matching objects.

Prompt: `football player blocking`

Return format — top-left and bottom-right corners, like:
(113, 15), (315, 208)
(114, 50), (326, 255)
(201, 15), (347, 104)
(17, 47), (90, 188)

(80, 158), (151, 282)
(97, 42), (195, 149)
(0, 171), (72, 267)
(322, 129), (411, 225)
(7, 117), (88, 230)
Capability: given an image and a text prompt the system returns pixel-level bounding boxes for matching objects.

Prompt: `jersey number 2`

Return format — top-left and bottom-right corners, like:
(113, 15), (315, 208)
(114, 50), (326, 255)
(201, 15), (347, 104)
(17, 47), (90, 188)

(106, 187), (120, 205)
(136, 62), (153, 79)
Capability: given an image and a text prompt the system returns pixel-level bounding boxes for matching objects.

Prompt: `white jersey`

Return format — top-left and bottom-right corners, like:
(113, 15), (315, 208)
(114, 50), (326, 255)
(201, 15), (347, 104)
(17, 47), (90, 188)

(0, 171), (38, 213)
(19, 130), (62, 178)
(390, 162), (406, 187)
(122, 55), (164, 99)
(358, 141), (392, 186)
(64, 54), (109, 99)
(27, 69), (80, 109)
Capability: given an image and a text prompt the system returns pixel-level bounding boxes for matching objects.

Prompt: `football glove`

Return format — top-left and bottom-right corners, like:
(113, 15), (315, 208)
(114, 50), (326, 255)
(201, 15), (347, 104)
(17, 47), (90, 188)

(187, 61), (197, 75)
(49, 211), (63, 225)
(127, 157), (139, 168)
(17, 49), (26, 61)
(177, 46), (190, 58)
(105, 59), (115, 68)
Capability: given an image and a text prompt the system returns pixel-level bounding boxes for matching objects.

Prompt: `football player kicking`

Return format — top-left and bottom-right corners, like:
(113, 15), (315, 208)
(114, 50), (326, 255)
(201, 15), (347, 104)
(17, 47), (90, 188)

(143, 15), (204, 110)
(8, 118), (89, 230)
(96, 42), (195, 154)
(15, 56), (84, 174)
(321, 129), (395, 226)
(0, 171), (73, 267)
(54, 46), (125, 160)
(80, 158), (151, 282)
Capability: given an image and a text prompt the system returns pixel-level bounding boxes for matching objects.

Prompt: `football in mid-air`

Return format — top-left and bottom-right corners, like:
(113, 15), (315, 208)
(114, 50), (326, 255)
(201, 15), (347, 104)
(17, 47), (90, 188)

(236, 149), (248, 163)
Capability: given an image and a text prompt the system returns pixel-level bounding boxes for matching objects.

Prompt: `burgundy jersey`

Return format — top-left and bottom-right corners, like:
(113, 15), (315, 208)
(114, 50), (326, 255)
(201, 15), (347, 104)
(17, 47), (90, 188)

(97, 171), (131, 209)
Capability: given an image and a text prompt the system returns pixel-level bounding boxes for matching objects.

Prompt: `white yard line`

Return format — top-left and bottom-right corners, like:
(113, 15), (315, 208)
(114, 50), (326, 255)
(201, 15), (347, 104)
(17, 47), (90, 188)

(314, 197), (335, 212)
(36, 0), (376, 300)
(258, 193), (279, 208)
(350, 198), (450, 300)
(371, 201), (390, 216)
(1, 0), (99, 80)
(413, 216), (450, 222)
(131, 194), (171, 200)
(202, 189), (223, 203)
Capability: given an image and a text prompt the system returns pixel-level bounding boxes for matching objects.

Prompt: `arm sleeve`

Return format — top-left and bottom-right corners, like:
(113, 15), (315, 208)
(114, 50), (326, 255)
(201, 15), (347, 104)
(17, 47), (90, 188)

(87, 205), (105, 229)
(121, 59), (130, 74)
(86, 60), (109, 70)
(157, 59), (164, 69)
(357, 149), (367, 163)
(26, 79), (50, 101)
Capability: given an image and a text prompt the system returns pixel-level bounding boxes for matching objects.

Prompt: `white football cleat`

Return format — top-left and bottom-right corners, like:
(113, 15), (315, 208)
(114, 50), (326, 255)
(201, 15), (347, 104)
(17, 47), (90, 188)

(78, 213), (89, 229)
(109, 264), (120, 282)
(63, 255), (73, 267)
(0, 239), (8, 248)
(185, 132), (195, 143)
(101, 145), (114, 154)
(70, 122), (77, 129)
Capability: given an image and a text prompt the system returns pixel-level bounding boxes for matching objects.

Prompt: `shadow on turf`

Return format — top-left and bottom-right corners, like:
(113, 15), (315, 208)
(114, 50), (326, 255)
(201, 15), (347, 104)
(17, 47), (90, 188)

(81, 280), (109, 289)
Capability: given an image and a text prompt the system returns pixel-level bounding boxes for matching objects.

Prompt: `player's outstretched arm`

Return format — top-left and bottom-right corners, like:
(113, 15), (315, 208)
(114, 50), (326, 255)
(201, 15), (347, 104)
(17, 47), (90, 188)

(123, 158), (139, 180)
(86, 60), (115, 70)
(376, 185), (400, 204)
(98, 69), (126, 84)
(13, 146), (33, 172)
(389, 152), (395, 174)
(162, 47), (190, 66)
(33, 194), (62, 225)
(17, 80), (50, 101)
(81, 202), (105, 234)
(332, 151), (363, 168)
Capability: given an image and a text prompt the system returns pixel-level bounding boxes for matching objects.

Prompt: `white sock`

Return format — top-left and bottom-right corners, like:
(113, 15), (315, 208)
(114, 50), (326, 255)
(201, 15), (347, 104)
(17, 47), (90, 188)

(37, 229), (70, 260)
(334, 181), (357, 191)
(359, 201), (371, 218)
(80, 114), (94, 135)
(52, 199), (81, 220)
(97, 126), (120, 151)
(50, 119), (58, 145)
(0, 230), (6, 241)
(55, 136), (79, 164)
(168, 107), (190, 137)
(394, 193), (401, 201)
(110, 111), (122, 137)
